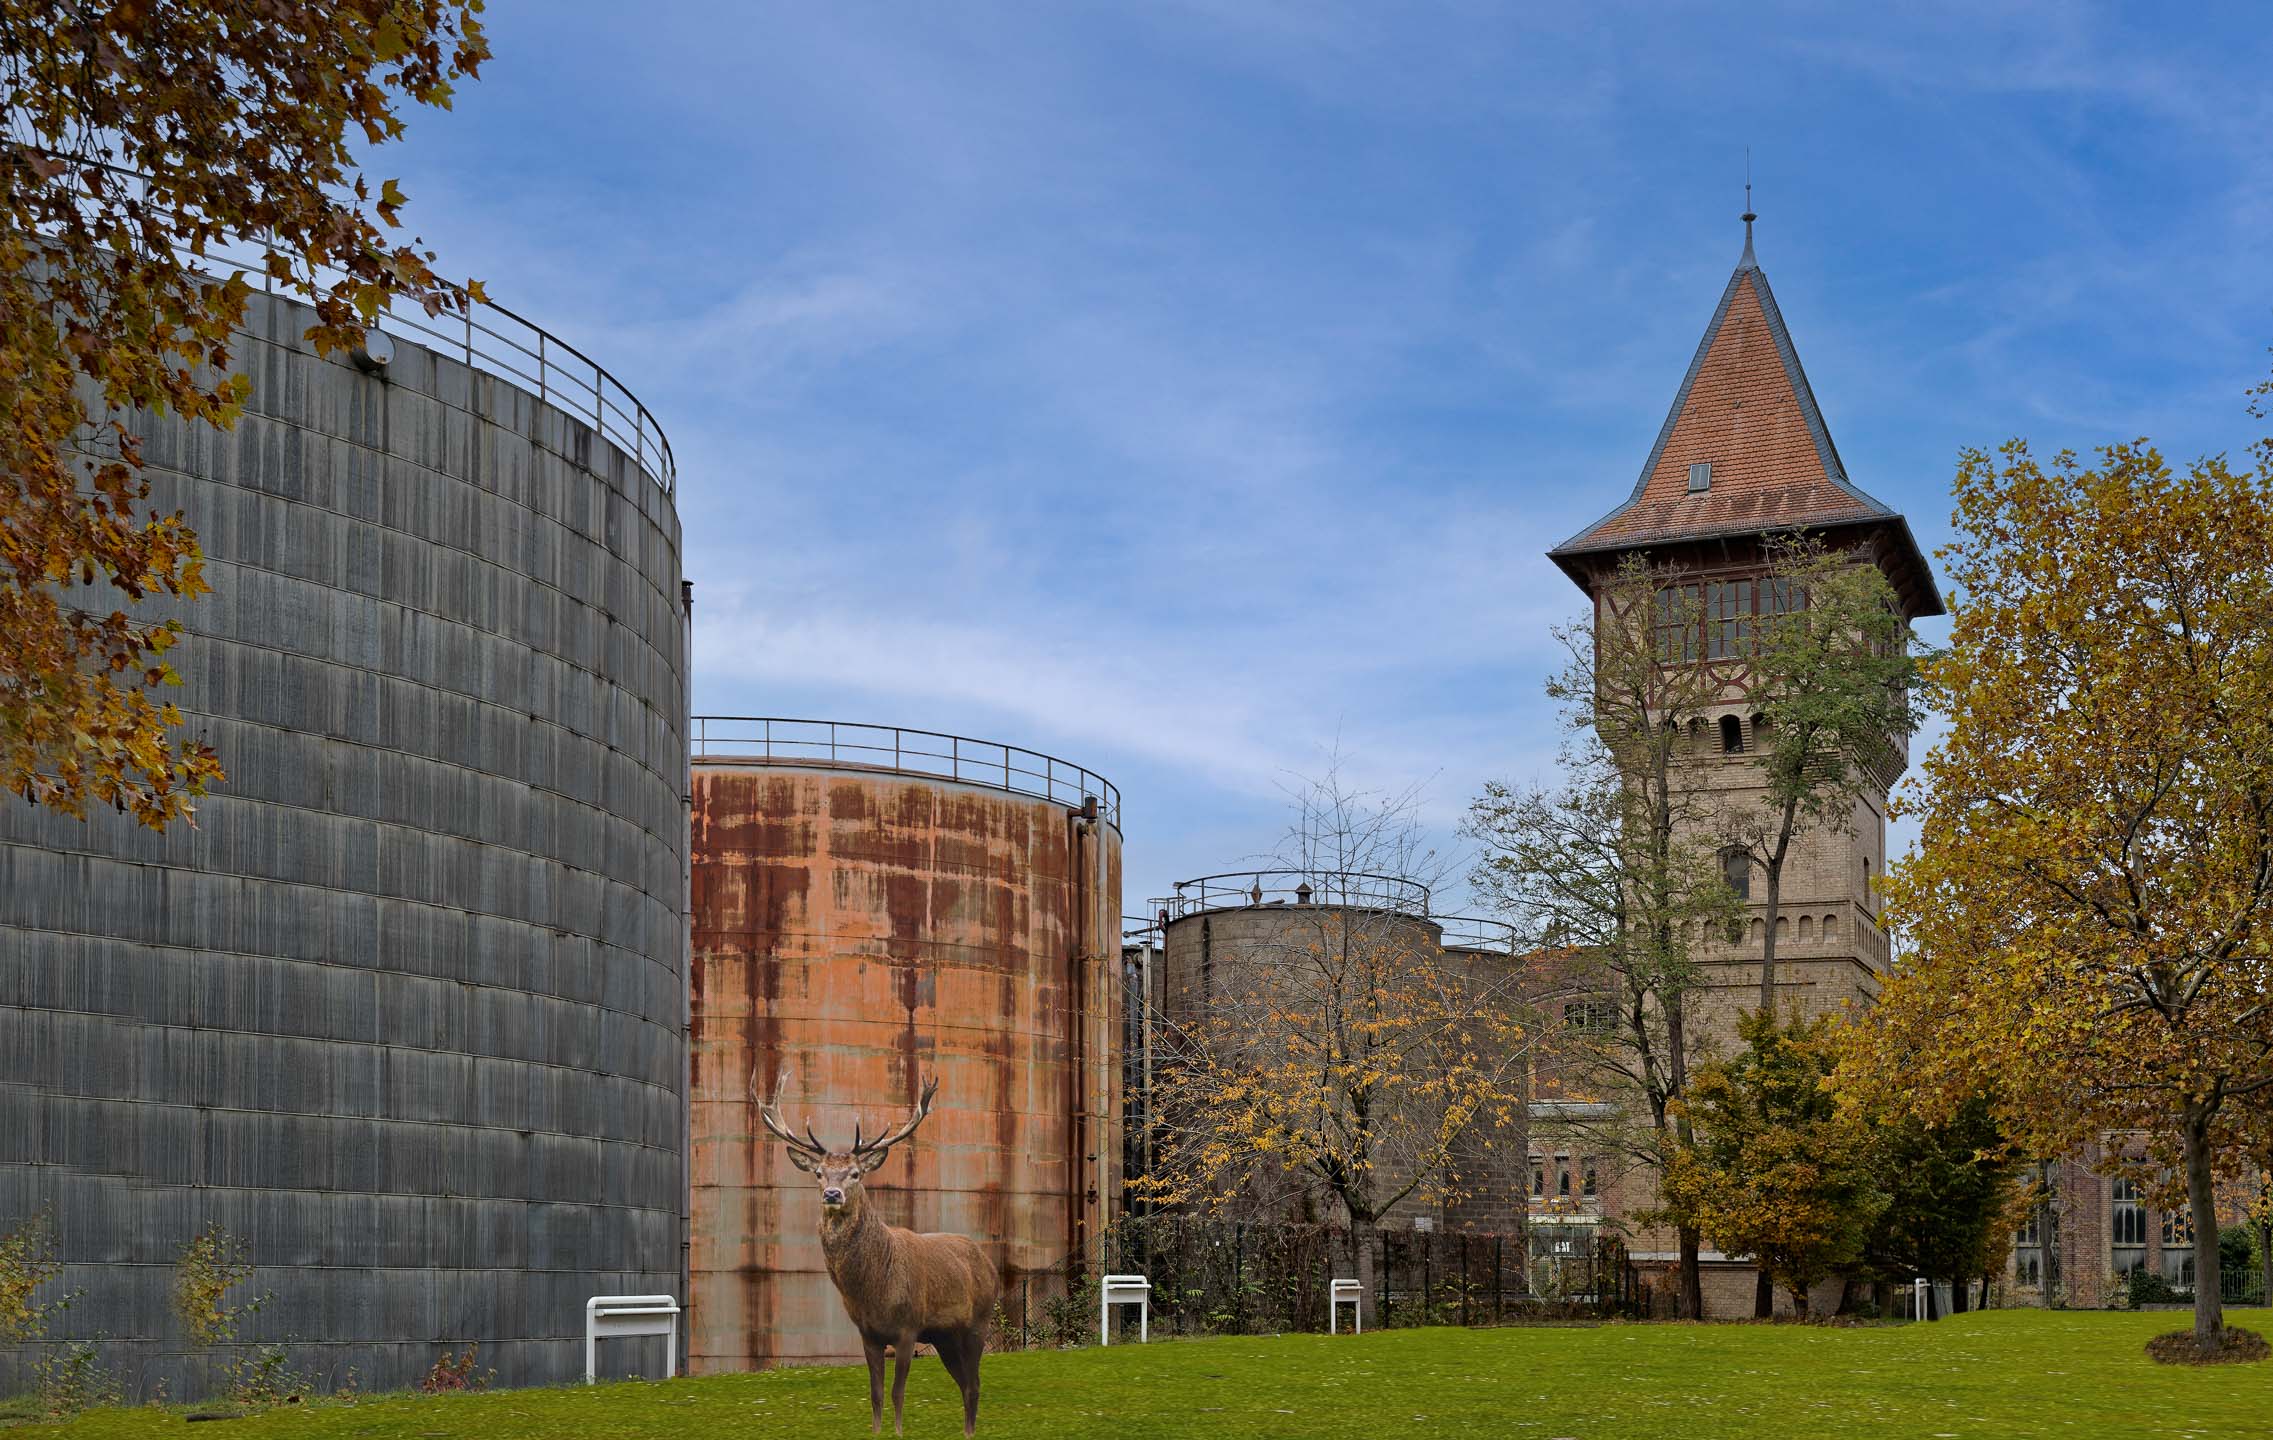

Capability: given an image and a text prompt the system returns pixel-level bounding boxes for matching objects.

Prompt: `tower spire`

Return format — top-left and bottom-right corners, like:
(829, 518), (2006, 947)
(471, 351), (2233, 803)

(1740, 151), (1757, 268)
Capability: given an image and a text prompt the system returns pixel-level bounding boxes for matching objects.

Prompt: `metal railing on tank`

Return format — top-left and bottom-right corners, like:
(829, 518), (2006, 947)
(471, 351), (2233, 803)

(689, 716), (1120, 828)
(1435, 914), (1521, 954)
(1156, 870), (1433, 923)
(50, 160), (675, 495)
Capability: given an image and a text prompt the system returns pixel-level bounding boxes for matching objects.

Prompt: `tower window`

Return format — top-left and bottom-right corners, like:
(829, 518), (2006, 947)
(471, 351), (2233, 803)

(1688, 462), (1712, 493)
(1722, 848), (1752, 901)
(1719, 714), (1745, 753)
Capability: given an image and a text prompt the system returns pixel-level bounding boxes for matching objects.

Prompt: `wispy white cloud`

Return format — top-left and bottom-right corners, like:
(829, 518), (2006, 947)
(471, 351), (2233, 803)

(381, 1), (2273, 910)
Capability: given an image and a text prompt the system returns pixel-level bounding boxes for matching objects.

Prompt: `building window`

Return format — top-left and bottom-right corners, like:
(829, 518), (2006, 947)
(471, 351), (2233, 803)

(1719, 714), (1745, 753)
(2162, 1210), (2196, 1287)
(1708, 580), (1754, 659)
(1654, 576), (1808, 663)
(1582, 1160), (1597, 1198)
(1688, 462), (1712, 493)
(1722, 848), (1752, 901)
(1531, 1161), (1544, 1196)
(2112, 1177), (2147, 1273)
(1565, 998), (1616, 1032)
(1557, 1166), (1571, 1197)
(1655, 585), (1701, 663)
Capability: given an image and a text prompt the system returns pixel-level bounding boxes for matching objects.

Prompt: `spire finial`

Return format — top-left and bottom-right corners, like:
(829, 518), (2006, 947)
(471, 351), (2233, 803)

(1739, 148), (1757, 268)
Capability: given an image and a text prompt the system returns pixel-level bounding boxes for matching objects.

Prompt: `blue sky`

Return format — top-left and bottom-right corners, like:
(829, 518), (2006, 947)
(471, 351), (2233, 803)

(381, 2), (2273, 916)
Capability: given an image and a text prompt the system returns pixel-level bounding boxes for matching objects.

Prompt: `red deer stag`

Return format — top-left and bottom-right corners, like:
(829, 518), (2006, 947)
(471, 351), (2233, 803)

(759, 1072), (998, 1437)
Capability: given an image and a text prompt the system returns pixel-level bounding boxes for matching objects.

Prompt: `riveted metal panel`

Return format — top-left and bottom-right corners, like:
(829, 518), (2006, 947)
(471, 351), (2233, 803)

(688, 761), (1121, 1370)
(0, 291), (687, 1399)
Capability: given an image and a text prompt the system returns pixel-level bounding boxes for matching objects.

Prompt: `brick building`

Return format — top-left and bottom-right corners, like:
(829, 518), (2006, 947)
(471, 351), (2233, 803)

(1537, 214), (1942, 1315)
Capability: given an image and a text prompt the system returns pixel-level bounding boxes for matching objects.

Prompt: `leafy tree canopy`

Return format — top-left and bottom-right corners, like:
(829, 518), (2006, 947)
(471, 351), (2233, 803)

(1, 0), (487, 825)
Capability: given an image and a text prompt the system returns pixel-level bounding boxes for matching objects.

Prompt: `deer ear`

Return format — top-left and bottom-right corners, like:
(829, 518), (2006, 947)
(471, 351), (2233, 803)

(783, 1148), (820, 1174)
(856, 1148), (892, 1177)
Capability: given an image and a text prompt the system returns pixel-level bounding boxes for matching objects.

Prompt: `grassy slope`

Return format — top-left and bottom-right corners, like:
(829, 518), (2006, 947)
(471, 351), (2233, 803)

(14, 1310), (2273, 1439)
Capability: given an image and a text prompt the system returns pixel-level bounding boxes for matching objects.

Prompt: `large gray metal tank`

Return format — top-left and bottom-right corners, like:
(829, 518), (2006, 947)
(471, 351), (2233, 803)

(0, 290), (689, 1398)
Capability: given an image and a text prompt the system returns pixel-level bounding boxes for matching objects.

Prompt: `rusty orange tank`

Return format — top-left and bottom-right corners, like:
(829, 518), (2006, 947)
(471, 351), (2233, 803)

(687, 719), (1122, 1370)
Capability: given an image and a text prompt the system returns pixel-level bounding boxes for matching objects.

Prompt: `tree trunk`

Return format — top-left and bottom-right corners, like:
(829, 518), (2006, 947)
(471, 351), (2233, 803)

(1756, 841), (1787, 1015)
(2036, 1164), (2059, 1309)
(1351, 1225), (1377, 1331)
(1754, 1267), (1774, 1320)
(1678, 1225), (1703, 1320)
(2183, 1102), (2225, 1351)
(1949, 1276), (1968, 1314)
(2258, 1216), (2271, 1311)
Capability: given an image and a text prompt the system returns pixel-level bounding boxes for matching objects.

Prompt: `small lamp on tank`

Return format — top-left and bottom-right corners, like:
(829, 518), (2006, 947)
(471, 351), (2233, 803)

(349, 326), (395, 376)
(1295, 882), (1314, 905)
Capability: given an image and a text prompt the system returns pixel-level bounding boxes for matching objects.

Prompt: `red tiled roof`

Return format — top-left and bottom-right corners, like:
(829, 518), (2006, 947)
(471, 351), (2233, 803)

(1549, 233), (1944, 617)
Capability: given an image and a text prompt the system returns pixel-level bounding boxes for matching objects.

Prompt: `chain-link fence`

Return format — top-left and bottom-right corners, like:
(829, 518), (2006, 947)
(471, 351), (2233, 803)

(995, 1217), (1640, 1348)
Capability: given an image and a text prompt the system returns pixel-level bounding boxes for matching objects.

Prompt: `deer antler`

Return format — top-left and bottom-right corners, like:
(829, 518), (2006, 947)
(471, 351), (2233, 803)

(852, 1075), (940, 1162)
(754, 1067), (829, 1158)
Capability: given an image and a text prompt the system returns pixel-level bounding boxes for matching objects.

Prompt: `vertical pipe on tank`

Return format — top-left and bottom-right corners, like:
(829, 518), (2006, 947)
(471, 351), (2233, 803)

(1066, 805), (1089, 1271)
(679, 580), (696, 1373)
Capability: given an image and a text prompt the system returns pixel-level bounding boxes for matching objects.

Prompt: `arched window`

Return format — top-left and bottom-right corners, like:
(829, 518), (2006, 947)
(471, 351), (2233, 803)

(1719, 714), (1744, 753)
(1751, 713), (1772, 748)
(1798, 915), (1815, 941)
(1721, 848), (1751, 900)
(1821, 913), (1838, 940)
(1686, 717), (1706, 750)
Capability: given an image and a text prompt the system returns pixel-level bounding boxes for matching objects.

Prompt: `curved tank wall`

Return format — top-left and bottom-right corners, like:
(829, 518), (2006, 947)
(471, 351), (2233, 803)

(0, 290), (689, 1397)
(688, 747), (1121, 1370)
(1154, 881), (1525, 1237)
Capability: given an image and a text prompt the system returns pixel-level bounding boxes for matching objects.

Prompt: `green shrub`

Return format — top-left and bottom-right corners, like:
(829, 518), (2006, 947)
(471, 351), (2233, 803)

(0, 1211), (73, 1343)
(2124, 1268), (2185, 1308)
(173, 1223), (260, 1349)
(32, 1340), (122, 1418)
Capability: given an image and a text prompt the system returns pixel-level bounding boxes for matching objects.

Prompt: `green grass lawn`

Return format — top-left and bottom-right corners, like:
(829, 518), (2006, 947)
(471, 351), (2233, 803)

(10, 1310), (2272, 1439)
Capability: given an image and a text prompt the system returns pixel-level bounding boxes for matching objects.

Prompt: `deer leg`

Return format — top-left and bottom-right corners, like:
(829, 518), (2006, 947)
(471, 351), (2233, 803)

(957, 1331), (984, 1436)
(890, 1333), (915, 1437)
(862, 1336), (887, 1435)
(933, 1331), (976, 1436)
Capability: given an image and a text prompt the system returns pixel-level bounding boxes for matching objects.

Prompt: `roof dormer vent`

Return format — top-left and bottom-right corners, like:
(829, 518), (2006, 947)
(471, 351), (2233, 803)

(1688, 462), (1712, 493)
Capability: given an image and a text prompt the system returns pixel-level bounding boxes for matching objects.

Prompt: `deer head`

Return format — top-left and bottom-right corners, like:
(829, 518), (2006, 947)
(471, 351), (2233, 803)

(755, 1069), (940, 1216)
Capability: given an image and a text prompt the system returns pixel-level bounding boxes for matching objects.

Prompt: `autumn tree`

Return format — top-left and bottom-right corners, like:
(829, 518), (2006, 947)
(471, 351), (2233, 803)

(1, 1), (488, 825)
(1865, 433), (2273, 1356)
(1141, 768), (1533, 1327)
(1660, 1010), (1886, 1317)
(1729, 535), (1918, 1014)
(1467, 558), (1737, 1319)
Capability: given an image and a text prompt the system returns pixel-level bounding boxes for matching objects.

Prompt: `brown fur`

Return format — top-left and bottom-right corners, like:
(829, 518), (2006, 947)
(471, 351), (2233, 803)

(763, 1076), (997, 1437)
(818, 1180), (1000, 1436)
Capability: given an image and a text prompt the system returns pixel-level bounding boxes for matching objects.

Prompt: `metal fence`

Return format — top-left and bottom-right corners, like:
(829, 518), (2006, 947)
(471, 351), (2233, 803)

(1156, 871), (1433, 923)
(2221, 1267), (2269, 1306)
(689, 716), (1121, 828)
(42, 159), (675, 494)
(995, 1217), (1637, 1348)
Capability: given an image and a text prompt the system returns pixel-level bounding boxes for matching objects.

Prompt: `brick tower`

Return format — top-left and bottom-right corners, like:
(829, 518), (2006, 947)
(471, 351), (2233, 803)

(1540, 216), (1943, 1313)
(1548, 212), (1942, 1028)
